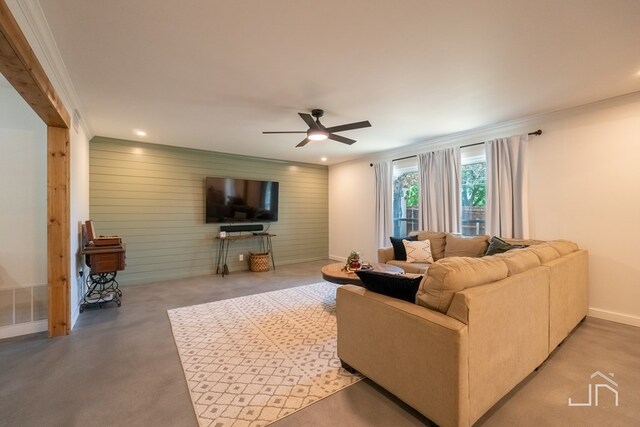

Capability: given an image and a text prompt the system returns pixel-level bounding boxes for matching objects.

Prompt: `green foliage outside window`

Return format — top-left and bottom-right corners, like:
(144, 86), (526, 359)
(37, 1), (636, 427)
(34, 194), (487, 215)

(397, 172), (418, 207)
(462, 162), (486, 206)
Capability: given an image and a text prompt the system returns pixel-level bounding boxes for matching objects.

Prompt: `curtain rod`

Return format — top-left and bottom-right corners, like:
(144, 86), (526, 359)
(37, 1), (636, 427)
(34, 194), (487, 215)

(370, 129), (542, 167)
(460, 129), (542, 149)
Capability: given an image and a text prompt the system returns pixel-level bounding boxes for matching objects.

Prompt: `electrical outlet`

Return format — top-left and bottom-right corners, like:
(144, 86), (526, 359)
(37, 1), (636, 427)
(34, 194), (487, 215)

(239, 254), (244, 262)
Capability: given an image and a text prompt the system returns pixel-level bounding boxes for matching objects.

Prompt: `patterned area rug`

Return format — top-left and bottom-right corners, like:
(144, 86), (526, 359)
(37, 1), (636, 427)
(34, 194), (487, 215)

(168, 282), (362, 427)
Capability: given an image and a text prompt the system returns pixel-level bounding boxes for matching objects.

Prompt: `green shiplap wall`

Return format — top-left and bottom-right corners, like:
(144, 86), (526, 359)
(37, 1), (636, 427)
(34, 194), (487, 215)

(89, 137), (328, 285)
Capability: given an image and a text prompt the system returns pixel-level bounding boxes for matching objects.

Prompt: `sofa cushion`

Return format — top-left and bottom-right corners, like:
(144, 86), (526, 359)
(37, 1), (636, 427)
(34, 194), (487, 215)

(528, 243), (561, 264)
(416, 256), (508, 313)
(485, 236), (527, 256)
(410, 231), (447, 260)
(390, 235), (417, 261)
(377, 246), (395, 264)
(355, 270), (423, 303)
(387, 260), (430, 274)
(503, 238), (546, 246)
(493, 249), (541, 276)
(548, 240), (579, 256)
(444, 234), (489, 258)
(403, 239), (434, 263)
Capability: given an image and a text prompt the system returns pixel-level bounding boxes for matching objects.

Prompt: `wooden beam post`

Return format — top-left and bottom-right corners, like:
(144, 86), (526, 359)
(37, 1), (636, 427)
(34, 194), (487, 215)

(47, 126), (71, 336)
(0, 2), (70, 128)
(1, 0), (72, 336)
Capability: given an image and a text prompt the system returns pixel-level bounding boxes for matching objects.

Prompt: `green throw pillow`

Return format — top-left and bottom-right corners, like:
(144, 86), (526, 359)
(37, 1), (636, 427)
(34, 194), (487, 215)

(485, 236), (527, 256)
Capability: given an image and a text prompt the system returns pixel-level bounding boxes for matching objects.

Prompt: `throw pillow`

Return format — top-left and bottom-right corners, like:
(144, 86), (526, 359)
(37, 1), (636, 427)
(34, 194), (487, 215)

(444, 234), (490, 258)
(355, 270), (423, 303)
(485, 236), (528, 256)
(390, 235), (417, 261)
(403, 239), (434, 263)
(413, 231), (447, 260)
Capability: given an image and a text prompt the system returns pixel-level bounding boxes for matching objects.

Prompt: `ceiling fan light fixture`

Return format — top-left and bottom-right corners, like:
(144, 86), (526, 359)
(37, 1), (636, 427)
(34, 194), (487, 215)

(308, 130), (329, 141)
(264, 109), (370, 147)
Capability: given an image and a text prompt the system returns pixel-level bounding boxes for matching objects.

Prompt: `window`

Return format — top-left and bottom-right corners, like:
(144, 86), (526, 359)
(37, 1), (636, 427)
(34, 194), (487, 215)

(389, 147), (486, 237)
(461, 145), (486, 236)
(392, 158), (419, 236)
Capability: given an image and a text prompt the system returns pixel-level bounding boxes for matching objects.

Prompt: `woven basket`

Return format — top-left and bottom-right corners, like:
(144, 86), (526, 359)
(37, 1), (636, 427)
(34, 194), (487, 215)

(249, 252), (270, 272)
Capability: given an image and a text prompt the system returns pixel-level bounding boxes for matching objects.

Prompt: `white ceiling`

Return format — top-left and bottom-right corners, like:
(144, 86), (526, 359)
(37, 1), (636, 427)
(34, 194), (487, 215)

(37, 0), (640, 165)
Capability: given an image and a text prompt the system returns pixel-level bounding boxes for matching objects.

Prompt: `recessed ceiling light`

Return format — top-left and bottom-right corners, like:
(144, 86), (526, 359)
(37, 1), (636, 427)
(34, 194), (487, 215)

(321, 157), (327, 162)
(134, 129), (147, 137)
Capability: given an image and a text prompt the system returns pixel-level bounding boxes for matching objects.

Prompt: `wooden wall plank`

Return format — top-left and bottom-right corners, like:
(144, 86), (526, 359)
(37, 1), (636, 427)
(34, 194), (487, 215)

(47, 126), (70, 336)
(90, 138), (329, 285)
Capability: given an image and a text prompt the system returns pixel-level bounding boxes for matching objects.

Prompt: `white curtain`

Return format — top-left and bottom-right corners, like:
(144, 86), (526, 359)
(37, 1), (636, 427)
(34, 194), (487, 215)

(418, 147), (461, 233)
(373, 161), (392, 247)
(485, 134), (529, 238)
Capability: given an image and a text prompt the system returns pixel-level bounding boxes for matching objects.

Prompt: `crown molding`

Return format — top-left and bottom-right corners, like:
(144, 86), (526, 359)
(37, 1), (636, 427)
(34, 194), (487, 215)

(11, 0), (93, 138)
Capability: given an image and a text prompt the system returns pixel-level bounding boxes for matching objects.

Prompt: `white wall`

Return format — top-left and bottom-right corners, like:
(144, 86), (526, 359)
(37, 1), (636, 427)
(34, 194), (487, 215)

(0, 79), (48, 338)
(329, 160), (376, 263)
(70, 124), (90, 325)
(527, 94), (640, 326)
(329, 92), (640, 327)
(0, 87), (46, 283)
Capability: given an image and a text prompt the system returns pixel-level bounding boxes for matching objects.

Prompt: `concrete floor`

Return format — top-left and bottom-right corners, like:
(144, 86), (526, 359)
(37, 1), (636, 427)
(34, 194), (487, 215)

(1, 260), (639, 427)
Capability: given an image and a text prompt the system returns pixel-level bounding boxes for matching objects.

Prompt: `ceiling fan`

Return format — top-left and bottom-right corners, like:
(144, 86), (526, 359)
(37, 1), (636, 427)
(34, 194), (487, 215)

(263, 109), (372, 147)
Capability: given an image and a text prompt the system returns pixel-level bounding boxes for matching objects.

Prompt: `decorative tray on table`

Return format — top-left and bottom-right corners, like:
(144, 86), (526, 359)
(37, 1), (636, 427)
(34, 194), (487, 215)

(346, 264), (373, 273)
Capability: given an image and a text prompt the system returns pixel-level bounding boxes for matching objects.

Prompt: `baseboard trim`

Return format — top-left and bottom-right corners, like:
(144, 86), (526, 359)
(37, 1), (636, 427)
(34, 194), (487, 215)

(71, 305), (80, 330)
(588, 308), (640, 328)
(0, 319), (47, 339)
(329, 254), (346, 262)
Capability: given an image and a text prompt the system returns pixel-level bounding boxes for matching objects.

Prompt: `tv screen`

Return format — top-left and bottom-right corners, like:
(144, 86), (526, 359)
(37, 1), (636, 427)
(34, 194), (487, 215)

(205, 177), (279, 223)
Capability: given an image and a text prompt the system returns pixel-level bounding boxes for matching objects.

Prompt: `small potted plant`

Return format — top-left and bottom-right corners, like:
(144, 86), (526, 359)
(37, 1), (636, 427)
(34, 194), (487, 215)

(344, 250), (361, 271)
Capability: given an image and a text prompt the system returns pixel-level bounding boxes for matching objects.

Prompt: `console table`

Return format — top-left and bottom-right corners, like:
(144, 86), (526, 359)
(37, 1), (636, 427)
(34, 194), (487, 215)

(215, 233), (275, 277)
(80, 243), (126, 312)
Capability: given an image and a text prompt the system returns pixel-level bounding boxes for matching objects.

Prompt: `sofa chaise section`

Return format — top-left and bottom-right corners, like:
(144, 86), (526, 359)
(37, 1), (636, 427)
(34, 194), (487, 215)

(336, 286), (470, 426)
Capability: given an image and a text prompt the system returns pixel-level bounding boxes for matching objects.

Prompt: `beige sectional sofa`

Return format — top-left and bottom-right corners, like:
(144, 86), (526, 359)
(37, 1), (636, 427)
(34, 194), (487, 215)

(336, 233), (588, 427)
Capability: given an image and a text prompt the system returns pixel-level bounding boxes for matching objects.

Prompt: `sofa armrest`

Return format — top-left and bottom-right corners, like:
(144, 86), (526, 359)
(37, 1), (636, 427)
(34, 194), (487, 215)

(445, 267), (550, 424)
(377, 246), (395, 263)
(337, 285), (469, 427)
(545, 249), (589, 351)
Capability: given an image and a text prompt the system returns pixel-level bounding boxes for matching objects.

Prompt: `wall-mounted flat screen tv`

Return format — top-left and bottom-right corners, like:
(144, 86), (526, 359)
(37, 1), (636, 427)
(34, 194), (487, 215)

(205, 177), (279, 223)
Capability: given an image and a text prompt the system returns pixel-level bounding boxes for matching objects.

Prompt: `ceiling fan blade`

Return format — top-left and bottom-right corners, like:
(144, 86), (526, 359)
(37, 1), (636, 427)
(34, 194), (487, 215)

(299, 113), (320, 130)
(262, 131), (307, 134)
(296, 138), (310, 147)
(325, 120), (371, 133)
(328, 133), (356, 145)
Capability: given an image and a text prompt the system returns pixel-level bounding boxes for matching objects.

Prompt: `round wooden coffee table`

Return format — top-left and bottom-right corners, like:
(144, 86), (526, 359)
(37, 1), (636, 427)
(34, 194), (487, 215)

(321, 262), (404, 285)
